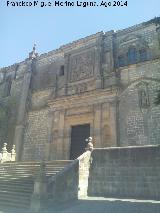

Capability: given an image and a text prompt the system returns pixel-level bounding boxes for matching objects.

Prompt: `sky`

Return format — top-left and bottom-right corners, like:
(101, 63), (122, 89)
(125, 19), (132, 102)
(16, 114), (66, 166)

(0, 0), (160, 68)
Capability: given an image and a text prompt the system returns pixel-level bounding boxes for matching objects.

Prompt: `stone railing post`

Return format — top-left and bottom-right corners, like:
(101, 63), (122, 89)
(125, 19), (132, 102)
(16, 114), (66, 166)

(31, 161), (48, 211)
(1, 143), (8, 162)
(0, 143), (16, 163)
(1, 143), (11, 163)
(11, 145), (16, 161)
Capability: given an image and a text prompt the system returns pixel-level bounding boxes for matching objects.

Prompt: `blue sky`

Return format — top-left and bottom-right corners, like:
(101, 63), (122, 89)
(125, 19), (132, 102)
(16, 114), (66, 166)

(0, 0), (160, 68)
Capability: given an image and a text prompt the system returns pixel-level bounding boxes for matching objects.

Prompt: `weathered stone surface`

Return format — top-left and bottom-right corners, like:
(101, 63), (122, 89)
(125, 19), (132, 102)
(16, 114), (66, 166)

(0, 18), (160, 160)
(88, 145), (160, 200)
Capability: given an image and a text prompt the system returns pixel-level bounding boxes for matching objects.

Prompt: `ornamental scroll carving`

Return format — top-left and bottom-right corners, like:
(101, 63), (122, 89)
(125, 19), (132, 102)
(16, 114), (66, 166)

(69, 50), (94, 82)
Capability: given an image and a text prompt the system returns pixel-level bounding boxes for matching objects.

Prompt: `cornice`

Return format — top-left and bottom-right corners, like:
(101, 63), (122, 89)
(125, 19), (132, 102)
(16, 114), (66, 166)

(48, 88), (117, 109)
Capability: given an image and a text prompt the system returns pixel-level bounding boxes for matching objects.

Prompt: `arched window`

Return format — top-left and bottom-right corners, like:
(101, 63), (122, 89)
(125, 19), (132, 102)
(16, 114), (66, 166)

(139, 49), (147, 62)
(127, 47), (137, 64)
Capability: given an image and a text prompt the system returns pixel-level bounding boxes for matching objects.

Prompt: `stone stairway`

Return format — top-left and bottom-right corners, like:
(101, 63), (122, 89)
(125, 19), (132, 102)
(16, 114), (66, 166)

(0, 161), (73, 208)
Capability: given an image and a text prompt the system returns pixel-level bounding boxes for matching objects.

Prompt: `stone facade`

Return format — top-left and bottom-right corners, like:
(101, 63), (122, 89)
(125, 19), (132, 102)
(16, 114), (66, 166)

(0, 18), (160, 161)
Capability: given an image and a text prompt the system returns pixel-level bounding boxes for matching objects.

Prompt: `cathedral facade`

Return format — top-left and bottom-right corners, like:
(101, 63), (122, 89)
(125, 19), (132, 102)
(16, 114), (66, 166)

(0, 18), (160, 161)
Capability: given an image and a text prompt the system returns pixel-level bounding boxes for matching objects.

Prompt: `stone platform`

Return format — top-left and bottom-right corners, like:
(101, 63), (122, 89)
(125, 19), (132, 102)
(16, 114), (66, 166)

(0, 197), (160, 213)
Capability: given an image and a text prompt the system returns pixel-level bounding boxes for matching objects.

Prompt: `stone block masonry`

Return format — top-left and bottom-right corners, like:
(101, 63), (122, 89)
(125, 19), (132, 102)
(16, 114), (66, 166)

(88, 145), (160, 200)
(0, 17), (160, 161)
(23, 108), (51, 161)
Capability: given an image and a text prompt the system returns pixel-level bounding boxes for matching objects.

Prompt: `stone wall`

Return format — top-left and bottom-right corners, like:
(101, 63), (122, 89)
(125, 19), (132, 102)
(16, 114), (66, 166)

(51, 151), (91, 203)
(88, 146), (160, 200)
(22, 108), (52, 161)
(119, 60), (160, 146)
(78, 151), (92, 198)
(51, 160), (79, 203)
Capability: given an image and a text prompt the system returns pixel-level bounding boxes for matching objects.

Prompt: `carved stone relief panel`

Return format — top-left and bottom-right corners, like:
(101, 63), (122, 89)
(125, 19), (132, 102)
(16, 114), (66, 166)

(69, 49), (95, 82)
(68, 82), (87, 95)
(67, 79), (96, 95)
(66, 106), (92, 116)
(137, 82), (150, 110)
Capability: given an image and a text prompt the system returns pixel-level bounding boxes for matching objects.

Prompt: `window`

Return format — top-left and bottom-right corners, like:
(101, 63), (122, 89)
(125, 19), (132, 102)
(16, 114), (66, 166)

(127, 47), (137, 64)
(118, 55), (125, 67)
(139, 49), (147, 62)
(59, 65), (64, 76)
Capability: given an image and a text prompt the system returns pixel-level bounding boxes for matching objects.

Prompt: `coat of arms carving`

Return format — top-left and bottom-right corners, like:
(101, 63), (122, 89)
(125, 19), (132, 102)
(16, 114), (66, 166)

(69, 50), (94, 82)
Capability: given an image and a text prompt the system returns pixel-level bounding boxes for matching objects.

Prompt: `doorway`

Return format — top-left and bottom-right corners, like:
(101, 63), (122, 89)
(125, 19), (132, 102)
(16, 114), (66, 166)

(70, 124), (90, 160)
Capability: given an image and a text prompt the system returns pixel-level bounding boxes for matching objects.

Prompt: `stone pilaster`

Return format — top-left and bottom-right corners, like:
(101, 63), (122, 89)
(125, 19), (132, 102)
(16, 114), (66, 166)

(156, 26), (160, 48)
(51, 109), (65, 160)
(45, 109), (54, 161)
(109, 101), (118, 147)
(93, 104), (102, 147)
(57, 110), (65, 159)
(13, 60), (34, 160)
(94, 37), (103, 89)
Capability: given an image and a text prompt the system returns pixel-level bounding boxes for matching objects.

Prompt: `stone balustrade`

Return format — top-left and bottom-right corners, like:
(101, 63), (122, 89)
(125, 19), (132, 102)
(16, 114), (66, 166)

(0, 143), (16, 163)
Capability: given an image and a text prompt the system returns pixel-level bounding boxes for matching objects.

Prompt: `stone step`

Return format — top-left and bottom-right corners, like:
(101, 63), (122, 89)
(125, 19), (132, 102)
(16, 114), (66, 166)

(0, 180), (33, 185)
(0, 160), (73, 209)
(0, 160), (73, 166)
(0, 172), (58, 177)
(0, 169), (64, 174)
(0, 184), (34, 193)
(0, 196), (31, 208)
(0, 167), (66, 174)
(0, 177), (33, 182)
(0, 164), (69, 167)
(0, 167), (67, 171)
(0, 189), (32, 197)
(0, 192), (31, 205)
(0, 200), (29, 209)
(0, 175), (34, 179)
(0, 165), (67, 169)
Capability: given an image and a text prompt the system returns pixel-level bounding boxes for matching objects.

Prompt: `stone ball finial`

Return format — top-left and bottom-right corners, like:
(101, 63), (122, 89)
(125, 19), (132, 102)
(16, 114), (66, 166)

(29, 43), (38, 59)
(11, 145), (16, 154)
(85, 137), (93, 151)
(2, 143), (7, 152)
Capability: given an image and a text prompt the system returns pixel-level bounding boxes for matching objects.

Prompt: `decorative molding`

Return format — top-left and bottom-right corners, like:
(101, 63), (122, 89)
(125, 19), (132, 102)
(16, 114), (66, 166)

(48, 89), (117, 110)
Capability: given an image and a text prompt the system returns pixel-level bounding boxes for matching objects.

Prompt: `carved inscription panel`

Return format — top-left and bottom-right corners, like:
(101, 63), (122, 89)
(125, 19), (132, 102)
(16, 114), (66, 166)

(69, 49), (95, 82)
